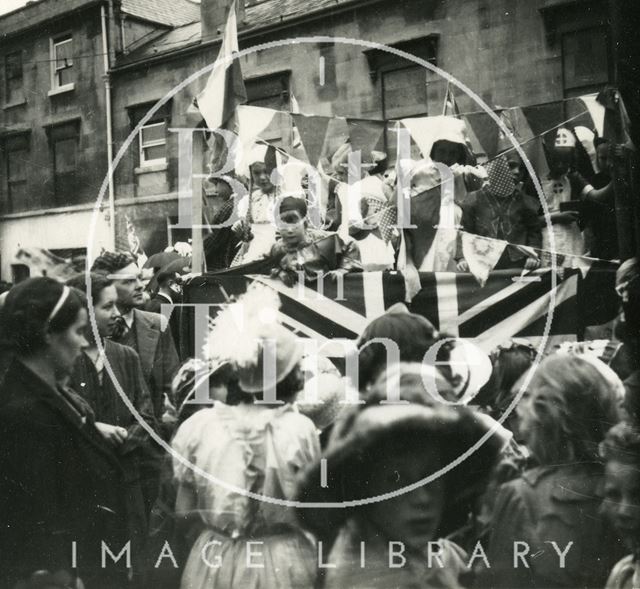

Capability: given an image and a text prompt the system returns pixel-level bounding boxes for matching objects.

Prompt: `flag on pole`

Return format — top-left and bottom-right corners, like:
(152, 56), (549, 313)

(196, 0), (247, 130)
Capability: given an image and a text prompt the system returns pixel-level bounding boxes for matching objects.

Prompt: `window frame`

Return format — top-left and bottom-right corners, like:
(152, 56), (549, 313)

(138, 120), (168, 167)
(560, 25), (611, 97)
(48, 120), (81, 203)
(3, 133), (30, 213)
(380, 64), (430, 122)
(245, 71), (291, 110)
(4, 50), (24, 105)
(50, 33), (74, 93)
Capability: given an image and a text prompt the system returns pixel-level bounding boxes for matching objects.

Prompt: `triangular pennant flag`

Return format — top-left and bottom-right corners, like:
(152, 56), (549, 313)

(567, 94), (605, 137)
(346, 118), (385, 163)
(461, 232), (508, 286)
(399, 115), (468, 161)
(196, 0), (247, 130)
(570, 126), (596, 180)
(237, 105), (278, 146)
(460, 116), (486, 161)
(497, 108), (529, 154)
(497, 107), (549, 180)
(521, 102), (565, 146)
(292, 113), (332, 167)
(320, 116), (350, 164)
(291, 120), (309, 162)
(464, 111), (500, 159)
(599, 87), (635, 147)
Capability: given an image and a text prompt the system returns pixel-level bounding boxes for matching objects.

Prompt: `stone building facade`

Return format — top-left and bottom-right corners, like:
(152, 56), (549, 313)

(0, 0), (199, 281)
(109, 0), (614, 256)
(0, 0), (618, 276)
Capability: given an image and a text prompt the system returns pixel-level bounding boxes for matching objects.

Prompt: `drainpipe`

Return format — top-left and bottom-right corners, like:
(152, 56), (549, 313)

(101, 3), (116, 249)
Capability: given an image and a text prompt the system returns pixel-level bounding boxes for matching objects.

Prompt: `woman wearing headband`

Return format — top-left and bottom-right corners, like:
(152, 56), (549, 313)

(0, 277), (128, 589)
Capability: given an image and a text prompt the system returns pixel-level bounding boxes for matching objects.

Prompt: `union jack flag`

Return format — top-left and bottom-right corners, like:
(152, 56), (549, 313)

(184, 267), (583, 357)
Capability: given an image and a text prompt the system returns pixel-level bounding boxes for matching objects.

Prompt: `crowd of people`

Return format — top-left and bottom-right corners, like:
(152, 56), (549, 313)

(0, 238), (638, 588)
(202, 120), (624, 280)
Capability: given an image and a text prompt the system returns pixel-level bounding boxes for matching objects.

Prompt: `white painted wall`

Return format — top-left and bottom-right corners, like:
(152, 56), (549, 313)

(0, 209), (112, 281)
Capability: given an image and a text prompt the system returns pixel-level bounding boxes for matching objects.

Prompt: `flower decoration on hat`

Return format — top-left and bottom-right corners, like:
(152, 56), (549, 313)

(203, 283), (303, 393)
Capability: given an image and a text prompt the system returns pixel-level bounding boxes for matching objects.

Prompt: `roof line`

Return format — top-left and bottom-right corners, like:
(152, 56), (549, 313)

(112, 0), (387, 72)
(0, 0), (105, 40)
(120, 12), (174, 28)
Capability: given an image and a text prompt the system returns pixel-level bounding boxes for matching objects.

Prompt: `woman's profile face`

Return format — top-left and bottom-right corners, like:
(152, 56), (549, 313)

(47, 308), (89, 379)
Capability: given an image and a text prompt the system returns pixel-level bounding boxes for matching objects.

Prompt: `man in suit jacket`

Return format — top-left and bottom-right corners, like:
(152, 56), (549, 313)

(145, 269), (183, 352)
(91, 252), (180, 424)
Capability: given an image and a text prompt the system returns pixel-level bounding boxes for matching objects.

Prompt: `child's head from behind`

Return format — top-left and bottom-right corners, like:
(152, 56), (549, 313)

(431, 139), (466, 167)
(601, 422), (640, 552)
(519, 355), (618, 465)
(480, 340), (536, 421)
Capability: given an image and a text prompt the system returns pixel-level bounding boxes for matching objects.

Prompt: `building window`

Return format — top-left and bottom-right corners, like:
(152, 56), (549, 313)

(128, 101), (171, 170)
(2, 133), (29, 213)
(50, 34), (74, 91)
(246, 72), (290, 110)
(244, 72), (290, 147)
(48, 121), (80, 204)
(381, 66), (428, 121)
(562, 27), (610, 97)
(139, 121), (167, 166)
(4, 51), (23, 104)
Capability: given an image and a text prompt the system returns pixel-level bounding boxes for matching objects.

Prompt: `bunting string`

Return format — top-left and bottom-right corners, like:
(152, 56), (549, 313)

(456, 228), (619, 268)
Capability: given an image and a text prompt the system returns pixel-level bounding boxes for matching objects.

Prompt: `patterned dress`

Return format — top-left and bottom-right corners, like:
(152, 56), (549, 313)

(172, 403), (320, 589)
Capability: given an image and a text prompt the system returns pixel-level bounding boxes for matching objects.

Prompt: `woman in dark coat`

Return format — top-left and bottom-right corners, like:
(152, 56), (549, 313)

(67, 272), (164, 580)
(0, 277), (128, 589)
